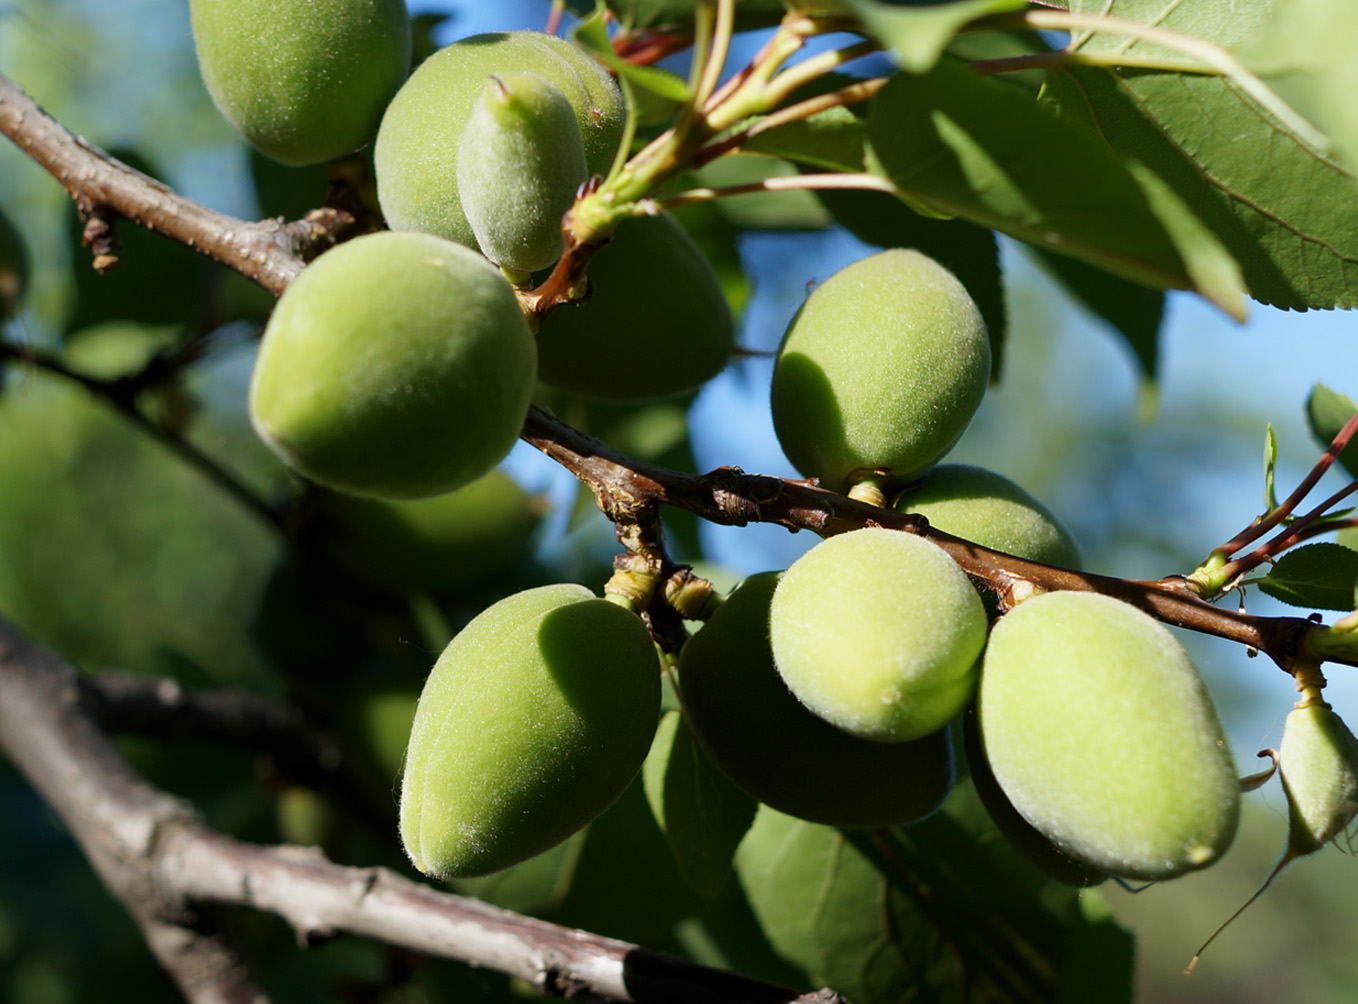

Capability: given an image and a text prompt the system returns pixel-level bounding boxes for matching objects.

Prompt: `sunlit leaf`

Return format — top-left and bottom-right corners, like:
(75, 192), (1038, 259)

(1258, 544), (1358, 612)
(1306, 384), (1358, 481)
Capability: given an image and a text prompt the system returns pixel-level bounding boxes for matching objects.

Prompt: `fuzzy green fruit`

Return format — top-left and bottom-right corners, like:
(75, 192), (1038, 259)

(399, 584), (661, 878)
(457, 72), (587, 273)
(535, 214), (736, 400)
(1278, 702), (1358, 856)
(190, 0), (411, 166)
(978, 591), (1239, 881)
(770, 249), (990, 491)
(316, 469), (546, 595)
(375, 31), (624, 247)
(894, 464), (1081, 569)
(680, 572), (954, 826)
(769, 527), (987, 743)
(249, 231), (536, 499)
(0, 205), (27, 320)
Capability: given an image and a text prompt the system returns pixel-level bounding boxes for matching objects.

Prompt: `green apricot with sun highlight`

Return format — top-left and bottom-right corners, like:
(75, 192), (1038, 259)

(895, 464), (1081, 568)
(680, 572), (954, 827)
(399, 584), (661, 878)
(535, 214), (736, 400)
(190, 0), (411, 166)
(457, 72), (587, 273)
(249, 231), (535, 499)
(978, 591), (1239, 881)
(376, 31), (624, 249)
(771, 249), (990, 491)
(1278, 700), (1358, 857)
(769, 527), (987, 743)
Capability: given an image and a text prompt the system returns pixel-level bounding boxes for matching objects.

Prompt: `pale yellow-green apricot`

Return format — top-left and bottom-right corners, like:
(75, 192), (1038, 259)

(375, 31), (624, 247)
(1278, 701), (1358, 857)
(535, 214), (736, 400)
(769, 527), (987, 743)
(0, 205), (27, 320)
(457, 72), (587, 273)
(894, 464), (1081, 569)
(399, 584), (661, 878)
(770, 249), (990, 492)
(978, 591), (1239, 881)
(680, 572), (954, 826)
(249, 231), (535, 499)
(190, 0), (411, 166)
(316, 469), (546, 595)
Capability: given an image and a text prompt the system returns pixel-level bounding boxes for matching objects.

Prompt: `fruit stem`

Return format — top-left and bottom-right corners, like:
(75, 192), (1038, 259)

(846, 471), (890, 509)
(1293, 662), (1328, 709)
(604, 554), (662, 612)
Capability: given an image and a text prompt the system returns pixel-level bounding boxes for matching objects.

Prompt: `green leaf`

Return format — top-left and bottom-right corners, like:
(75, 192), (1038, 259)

(812, 186), (1008, 376)
(572, 8), (691, 103)
(1025, 247), (1164, 382)
(848, 0), (1029, 75)
(686, 155), (833, 230)
(865, 59), (1248, 319)
(1265, 423), (1280, 512)
(1306, 384), (1358, 481)
(644, 710), (759, 898)
(736, 784), (1134, 1004)
(1259, 543), (1358, 612)
(591, 0), (787, 32)
(1043, 0), (1358, 311)
(741, 106), (867, 175)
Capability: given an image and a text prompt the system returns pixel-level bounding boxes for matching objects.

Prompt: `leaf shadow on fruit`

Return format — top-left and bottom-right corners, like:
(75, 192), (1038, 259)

(769, 351), (848, 484)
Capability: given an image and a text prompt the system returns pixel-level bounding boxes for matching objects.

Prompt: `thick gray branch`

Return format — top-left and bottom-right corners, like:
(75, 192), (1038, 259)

(0, 617), (840, 1004)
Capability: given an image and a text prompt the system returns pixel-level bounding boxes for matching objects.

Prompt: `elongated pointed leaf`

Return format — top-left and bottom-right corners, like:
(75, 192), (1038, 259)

(1258, 543), (1358, 612)
(865, 59), (1247, 318)
(1043, 0), (1358, 311)
(1306, 384), (1358, 481)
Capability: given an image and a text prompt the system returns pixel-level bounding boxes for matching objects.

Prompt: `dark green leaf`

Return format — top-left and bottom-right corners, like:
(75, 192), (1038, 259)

(1258, 543), (1358, 612)
(849, 0), (1029, 74)
(1043, 0), (1358, 311)
(0, 201), (29, 320)
(688, 156), (833, 230)
(574, 9), (691, 103)
(812, 186), (1008, 375)
(1306, 384), (1358, 480)
(593, 0), (787, 33)
(643, 711), (759, 898)
(866, 59), (1247, 318)
(741, 106), (866, 174)
(1025, 247), (1164, 382)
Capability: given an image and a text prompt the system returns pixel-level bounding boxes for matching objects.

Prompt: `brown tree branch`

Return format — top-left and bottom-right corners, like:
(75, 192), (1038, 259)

(0, 616), (842, 1004)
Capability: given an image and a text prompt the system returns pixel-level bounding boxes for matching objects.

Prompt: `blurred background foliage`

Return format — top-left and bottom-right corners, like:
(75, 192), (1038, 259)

(2, 1), (1358, 1002)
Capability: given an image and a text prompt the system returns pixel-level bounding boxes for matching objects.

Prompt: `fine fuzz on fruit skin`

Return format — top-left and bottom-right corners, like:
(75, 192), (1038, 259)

(457, 72), (587, 273)
(680, 572), (955, 827)
(894, 464), (1081, 569)
(770, 249), (990, 492)
(1278, 701), (1358, 856)
(769, 528), (987, 743)
(190, 0), (411, 166)
(535, 214), (736, 400)
(249, 231), (536, 499)
(399, 584), (661, 878)
(375, 31), (624, 248)
(978, 591), (1239, 881)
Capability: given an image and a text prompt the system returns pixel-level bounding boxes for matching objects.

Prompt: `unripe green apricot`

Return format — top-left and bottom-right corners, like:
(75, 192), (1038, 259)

(375, 31), (624, 247)
(535, 214), (736, 400)
(316, 469), (546, 596)
(1278, 702), (1358, 857)
(457, 72), (587, 273)
(249, 231), (536, 499)
(0, 205), (27, 320)
(770, 249), (990, 492)
(190, 0), (411, 166)
(399, 583), (661, 878)
(978, 591), (1239, 881)
(769, 527), (987, 743)
(680, 572), (954, 827)
(894, 464), (1081, 569)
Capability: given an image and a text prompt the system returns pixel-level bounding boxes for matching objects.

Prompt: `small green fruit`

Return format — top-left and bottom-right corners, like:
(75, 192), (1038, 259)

(978, 591), (1239, 881)
(769, 527), (987, 743)
(894, 464), (1081, 568)
(770, 249), (990, 491)
(249, 231), (536, 499)
(1278, 701), (1358, 856)
(535, 214), (736, 400)
(316, 469), (546, 596)
(375, 31), (624, 248)
(399, 584), (661, 878)
(457, 72), (587, 273)
(680, 572), (954, 827)
(190, 0), (411, 166)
